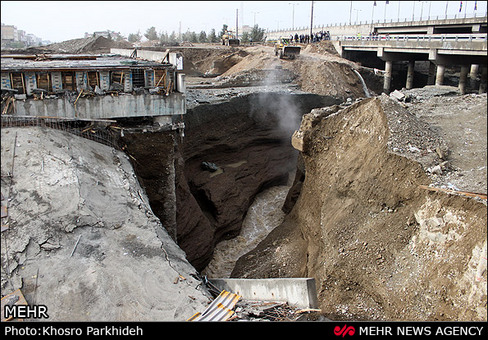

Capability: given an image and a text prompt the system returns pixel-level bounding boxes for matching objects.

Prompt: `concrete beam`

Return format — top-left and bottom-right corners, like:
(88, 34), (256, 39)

(12, 93), (186, 120)
(210, 278), (319, 309)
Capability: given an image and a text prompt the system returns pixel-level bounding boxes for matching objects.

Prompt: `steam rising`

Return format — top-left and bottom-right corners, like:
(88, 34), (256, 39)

(250, 66), (302, 135)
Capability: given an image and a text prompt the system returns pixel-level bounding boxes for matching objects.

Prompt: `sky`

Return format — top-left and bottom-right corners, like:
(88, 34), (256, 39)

(1, 1), (487, 43)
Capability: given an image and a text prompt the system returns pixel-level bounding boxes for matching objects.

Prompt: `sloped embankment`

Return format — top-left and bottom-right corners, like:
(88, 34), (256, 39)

(1, 127), (209, 321)
(232, 97), (487, 321)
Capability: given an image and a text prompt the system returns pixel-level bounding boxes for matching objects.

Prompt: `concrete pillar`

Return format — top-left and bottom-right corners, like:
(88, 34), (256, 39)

(383, 60), (393, 93)
(458, 66), (469, 94)
(470, 64), (479, 79)
(427, 62), (436, 85)
(435, 64), (445, 86)
(480, 65), (487, 94)
(406, 61), (415, 90)
(470, 64), (479, 90)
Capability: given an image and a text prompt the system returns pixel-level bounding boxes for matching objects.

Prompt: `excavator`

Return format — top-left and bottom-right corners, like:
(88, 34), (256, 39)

(274, 38), (301, 59)
(221, 30), (240, 46)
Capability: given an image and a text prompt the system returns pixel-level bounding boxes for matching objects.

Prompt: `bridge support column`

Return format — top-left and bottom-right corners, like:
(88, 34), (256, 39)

(427, 62), (436, 85)
(383, 60), (393, 94)
(406, 61), (415, 90)
(458, 66), (469, 94)
(480, 65), (487, 94)
(470, 64), (479, 79)
(435, 64), (445, 86)
(470, 64), (479, 89)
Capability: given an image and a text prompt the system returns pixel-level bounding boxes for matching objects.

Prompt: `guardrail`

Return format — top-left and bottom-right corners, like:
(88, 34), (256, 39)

(337, 33), (488, 42)
(267, 14), (487, 34)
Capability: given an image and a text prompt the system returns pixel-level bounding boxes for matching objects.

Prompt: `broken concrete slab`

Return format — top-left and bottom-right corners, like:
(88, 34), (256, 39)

(0, 126), (210, 321)
(210, 278), (318, 309)
(389, 89), (405, 101)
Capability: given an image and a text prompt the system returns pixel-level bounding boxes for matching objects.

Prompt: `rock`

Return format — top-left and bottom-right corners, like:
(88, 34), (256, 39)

(390, 90), (405, 101)
(428, 165), (443, 175)
(201, 161), (219, 172)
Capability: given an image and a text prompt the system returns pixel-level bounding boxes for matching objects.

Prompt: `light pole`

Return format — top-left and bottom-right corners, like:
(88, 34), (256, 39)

(251, 11), (259, 27)
(354, 9), (362, 23)
(310, 1), (314, 38)
(349, 1), (353, 24)
(289, 2), (299, 30)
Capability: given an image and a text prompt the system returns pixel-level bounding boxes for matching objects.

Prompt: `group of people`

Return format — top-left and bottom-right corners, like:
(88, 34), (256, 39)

(355, 31), (390, 40)
(289, 30), (331, 44)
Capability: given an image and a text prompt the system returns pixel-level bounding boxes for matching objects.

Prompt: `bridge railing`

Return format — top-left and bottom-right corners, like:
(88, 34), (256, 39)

(267, 14), (488, 34)
(337, 33), (488, 42)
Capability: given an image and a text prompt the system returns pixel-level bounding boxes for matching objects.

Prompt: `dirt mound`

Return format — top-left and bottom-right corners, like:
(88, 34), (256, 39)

(232, 97), (487, 321)
(177, 47), (248, 76)
(291, 57), (365, 98)
(302, 40), (340, 56)
(41, 36), (133, 54)
(202, 44), (371, 100)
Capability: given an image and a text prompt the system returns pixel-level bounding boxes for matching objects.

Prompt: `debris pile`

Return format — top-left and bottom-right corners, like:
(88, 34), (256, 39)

(232, 300), (321, 322)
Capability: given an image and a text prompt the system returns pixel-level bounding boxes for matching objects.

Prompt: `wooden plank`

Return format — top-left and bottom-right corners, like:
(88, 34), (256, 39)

(419, 185), (487, 200)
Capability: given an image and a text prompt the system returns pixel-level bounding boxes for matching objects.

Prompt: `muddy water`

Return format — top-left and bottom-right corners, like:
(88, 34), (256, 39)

(202, 185), (290, 278)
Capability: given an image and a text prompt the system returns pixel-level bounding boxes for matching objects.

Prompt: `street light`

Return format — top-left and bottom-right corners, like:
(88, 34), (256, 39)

(353, 9), (362, 23)
(289, 2), (299, 30)
(251, 11), (259, 27)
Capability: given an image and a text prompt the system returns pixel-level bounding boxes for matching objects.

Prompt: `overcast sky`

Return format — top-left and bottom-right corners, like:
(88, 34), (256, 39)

(1, 1), (486, 42)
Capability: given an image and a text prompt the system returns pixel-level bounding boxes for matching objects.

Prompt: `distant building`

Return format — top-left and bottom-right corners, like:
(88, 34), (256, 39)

(1, 23), (43, 47)
(1, 24), (17, 42)
(84, 30), (123, 40)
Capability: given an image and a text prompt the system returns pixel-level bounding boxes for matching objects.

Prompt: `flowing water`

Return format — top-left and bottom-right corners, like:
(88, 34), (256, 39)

(353, 69), (371, 98)
(202, 185), (290, 278)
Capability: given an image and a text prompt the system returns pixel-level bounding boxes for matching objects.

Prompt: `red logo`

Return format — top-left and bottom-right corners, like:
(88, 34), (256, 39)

(334, 325), (356, 337)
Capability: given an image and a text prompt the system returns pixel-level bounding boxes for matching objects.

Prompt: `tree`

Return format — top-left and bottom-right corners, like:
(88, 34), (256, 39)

(250, 24), (265, 42)
(208, 28), (218, 43)
(198, 31), (207, 43)
(128, 31), (142, 43)
(169, 31), (177, 44)
(159, 31), (169, 45)
(144, 26), (158, 41)
(241, 31), (250, 43)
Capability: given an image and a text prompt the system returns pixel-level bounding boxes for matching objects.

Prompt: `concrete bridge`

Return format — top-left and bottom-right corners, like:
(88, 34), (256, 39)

(268, 15), (487, 94)
(337, 33), (487, 93)
(267, 15), (487, 40)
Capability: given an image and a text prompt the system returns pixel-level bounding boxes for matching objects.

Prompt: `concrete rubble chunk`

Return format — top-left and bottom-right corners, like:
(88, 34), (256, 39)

(389, 89), (405, 101)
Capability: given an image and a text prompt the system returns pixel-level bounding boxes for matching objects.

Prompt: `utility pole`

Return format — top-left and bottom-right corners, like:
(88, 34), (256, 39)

(349, 1), (353, 24)
(252, 11), (259, 26)
(310, 1), (314, 39)
(289, 2), (299, 30)
(236, 8), (239, 40)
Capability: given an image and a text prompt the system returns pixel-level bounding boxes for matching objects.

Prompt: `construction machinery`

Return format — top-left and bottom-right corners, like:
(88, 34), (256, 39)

(221, 30), (240, 46)
(274, 38), (301, 59)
